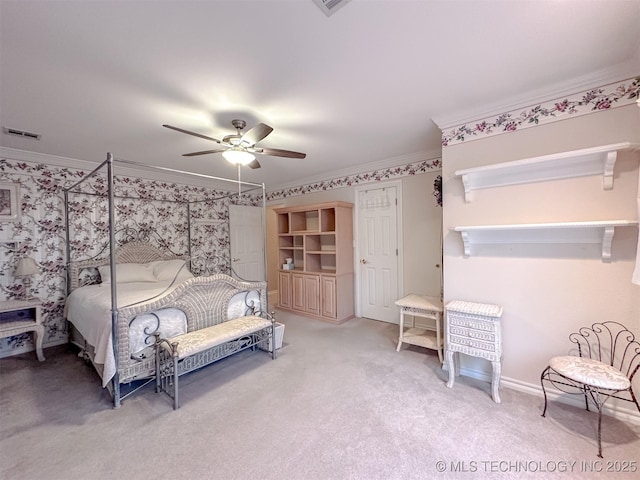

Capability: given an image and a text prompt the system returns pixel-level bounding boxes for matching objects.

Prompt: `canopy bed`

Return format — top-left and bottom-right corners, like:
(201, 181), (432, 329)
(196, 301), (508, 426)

(63, 153), (270, 408)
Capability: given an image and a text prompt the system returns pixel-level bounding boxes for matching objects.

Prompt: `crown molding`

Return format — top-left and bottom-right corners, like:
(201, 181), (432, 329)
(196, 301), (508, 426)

(0, 146), (100, 171)
(0, 147), (257, 192)
(1, 146), (441, 195)
(432, 62), (640, 130)
(268, 147), (442, 192)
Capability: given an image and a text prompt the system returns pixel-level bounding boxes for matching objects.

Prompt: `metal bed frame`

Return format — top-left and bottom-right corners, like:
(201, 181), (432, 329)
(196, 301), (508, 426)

(63, 152), (267, 408)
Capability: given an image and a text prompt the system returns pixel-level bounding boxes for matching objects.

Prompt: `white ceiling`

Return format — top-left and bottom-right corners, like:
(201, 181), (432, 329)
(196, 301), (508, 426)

(1, 0), (639, 190)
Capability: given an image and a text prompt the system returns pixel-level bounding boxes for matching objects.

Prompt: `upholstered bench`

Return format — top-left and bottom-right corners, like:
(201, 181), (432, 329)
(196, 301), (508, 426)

(155, 314), (276, 409)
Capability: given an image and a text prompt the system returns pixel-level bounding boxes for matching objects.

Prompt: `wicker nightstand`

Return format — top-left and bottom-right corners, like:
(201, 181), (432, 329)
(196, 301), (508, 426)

(445, 300), (503, 403)
(395, 294), (443, 362)
(0, 299), (45, 361)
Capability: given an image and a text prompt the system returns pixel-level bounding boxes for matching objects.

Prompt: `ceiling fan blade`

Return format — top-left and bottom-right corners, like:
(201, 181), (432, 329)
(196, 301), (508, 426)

(163, 124), (222, 144)
(248, 159), (261, 169)
(241, 123), (273, 145)
(182, 148), (227, 157)
(256, 147), (306, 159)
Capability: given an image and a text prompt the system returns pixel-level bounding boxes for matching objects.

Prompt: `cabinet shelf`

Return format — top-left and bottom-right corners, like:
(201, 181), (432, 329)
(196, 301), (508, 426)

(455, 142), (639, 202)
(453, 220), (639, 262)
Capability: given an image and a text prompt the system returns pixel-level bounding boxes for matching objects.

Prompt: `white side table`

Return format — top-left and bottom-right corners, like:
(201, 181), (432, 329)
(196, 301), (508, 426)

(395, 294), (444, 362)
(445, 300), (503, 402)
(0, 299), (45, 361)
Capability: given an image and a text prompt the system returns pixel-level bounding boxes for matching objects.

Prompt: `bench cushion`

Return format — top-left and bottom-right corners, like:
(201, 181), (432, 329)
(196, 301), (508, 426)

(549, 355), (631, 391)
(163, 315), (272, 359)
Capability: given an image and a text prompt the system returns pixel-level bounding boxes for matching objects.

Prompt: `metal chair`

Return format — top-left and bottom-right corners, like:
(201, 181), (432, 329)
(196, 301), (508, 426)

(540, 321), (640, 457)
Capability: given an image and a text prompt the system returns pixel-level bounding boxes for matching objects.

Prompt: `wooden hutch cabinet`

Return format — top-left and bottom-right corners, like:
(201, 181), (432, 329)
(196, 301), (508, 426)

(275, 201), (354, 323)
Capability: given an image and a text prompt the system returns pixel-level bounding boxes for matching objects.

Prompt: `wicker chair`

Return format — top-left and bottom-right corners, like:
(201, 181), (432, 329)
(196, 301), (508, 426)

(540, 321), (640, 457)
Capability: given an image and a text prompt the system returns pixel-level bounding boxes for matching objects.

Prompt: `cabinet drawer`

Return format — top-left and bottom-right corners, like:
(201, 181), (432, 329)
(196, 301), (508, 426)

(0, 308), (35, 322)
(448, 324), (497, 343)
(448, 313), (497, 332)
(448, 334), (498, 354)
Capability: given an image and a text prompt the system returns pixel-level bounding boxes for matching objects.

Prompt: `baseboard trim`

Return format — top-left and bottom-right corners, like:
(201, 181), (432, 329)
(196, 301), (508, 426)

(444, 364), (640, 426)
(501, 376), (640, 426)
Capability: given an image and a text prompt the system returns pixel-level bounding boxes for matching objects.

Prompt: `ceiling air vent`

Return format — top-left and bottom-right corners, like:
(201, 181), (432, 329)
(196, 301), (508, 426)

(312, 0), (351, 17)
(2, 127), (41, 140)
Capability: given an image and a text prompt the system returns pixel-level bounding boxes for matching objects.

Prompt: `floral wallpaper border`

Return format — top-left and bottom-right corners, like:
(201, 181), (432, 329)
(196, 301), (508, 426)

(441, 76), (640, 147)
(267, 157), (442, 201)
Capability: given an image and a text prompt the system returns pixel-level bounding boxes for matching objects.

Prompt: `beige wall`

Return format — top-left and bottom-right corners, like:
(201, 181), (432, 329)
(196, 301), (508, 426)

(442, 104), (640, 414)
(401, 171), (443, 297)
(266, 169), (443, 310)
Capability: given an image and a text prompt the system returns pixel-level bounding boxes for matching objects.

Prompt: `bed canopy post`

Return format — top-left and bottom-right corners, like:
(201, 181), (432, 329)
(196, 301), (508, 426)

(106, 153), (121, 408)
(261, 182), (268, 311)
(64, 189), (71, 296)
(187, 201), (192, 264)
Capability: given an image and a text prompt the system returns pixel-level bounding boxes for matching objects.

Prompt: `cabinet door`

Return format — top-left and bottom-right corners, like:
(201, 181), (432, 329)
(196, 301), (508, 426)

(278, 272), (292, 309)
(292, 273), (320, 314)
(304, 274), (320, 315)
(292, 273), (306, 311)
(320, 275), (337, 319)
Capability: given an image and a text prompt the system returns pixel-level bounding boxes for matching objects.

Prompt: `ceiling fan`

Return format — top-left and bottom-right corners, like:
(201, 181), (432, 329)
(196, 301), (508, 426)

(163, 119), (306, 169)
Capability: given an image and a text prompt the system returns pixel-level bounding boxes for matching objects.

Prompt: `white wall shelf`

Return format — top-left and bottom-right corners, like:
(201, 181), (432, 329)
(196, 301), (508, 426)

(454, 142), (640, 202)
(453, 220), (639, 262)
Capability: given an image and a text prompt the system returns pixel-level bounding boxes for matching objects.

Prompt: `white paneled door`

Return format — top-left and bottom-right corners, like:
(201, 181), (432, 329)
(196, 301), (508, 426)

(358, 186), (399, 323)
(229, 205), (265, 282)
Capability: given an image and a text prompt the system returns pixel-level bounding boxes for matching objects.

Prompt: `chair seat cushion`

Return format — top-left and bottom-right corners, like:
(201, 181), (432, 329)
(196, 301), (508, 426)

(549, 355), (631, 391)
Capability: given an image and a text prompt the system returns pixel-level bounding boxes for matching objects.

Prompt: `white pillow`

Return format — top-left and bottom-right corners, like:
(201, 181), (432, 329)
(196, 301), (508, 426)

(99, 263), (156, 284)
(150, 259), (193, 283)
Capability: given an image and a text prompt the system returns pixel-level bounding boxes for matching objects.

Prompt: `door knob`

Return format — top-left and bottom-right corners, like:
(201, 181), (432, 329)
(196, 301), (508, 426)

(360, 259), (368, 264)
(232, 257), (240, 262)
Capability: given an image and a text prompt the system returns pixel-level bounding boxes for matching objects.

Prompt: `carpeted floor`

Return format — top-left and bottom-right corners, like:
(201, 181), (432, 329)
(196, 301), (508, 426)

(1, 310), (639, 480)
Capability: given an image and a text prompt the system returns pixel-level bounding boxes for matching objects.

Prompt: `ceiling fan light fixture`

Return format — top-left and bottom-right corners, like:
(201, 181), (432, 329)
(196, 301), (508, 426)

(164, 120), (305, 168)
(222, 147), (255, 165)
